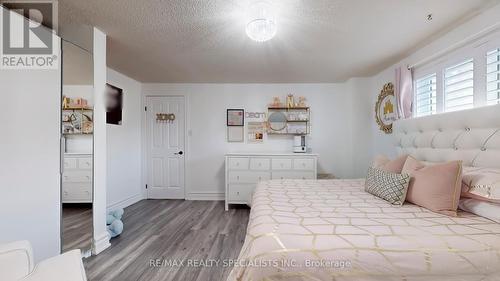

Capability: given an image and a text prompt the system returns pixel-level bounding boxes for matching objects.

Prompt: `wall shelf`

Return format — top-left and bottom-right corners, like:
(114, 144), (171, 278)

(62, 108), (94, 135)
(267, 106), (310, 135)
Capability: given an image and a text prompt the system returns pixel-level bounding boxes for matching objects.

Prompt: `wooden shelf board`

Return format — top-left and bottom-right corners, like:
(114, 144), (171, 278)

(62, 107), (93, 111)
(63, 133), (93, 135)
(267, 132), (308, 135)
(268, 107), (309, 110)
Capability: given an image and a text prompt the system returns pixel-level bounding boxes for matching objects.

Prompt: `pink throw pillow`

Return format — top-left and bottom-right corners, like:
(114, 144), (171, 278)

(402, 157), (463, 216)
(373, 155), (408, 174)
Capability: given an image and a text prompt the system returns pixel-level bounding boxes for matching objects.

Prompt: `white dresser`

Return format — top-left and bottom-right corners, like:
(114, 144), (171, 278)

(62, 153), (93, 203)
(225, 153), (318, 210)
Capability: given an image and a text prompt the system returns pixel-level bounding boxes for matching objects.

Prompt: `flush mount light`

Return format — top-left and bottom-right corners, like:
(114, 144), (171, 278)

(246, 1), (277, 42)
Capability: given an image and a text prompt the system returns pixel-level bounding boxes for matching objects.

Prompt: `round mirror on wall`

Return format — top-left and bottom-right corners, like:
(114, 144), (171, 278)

(268, 111), (287, 132)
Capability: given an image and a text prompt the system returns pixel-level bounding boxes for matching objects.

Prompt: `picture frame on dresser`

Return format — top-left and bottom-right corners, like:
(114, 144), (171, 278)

(225, 153), (318, 210)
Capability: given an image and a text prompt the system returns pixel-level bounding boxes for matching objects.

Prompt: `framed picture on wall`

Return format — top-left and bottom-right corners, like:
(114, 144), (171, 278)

(106, 83), (123, 125)
(227, 109), (244, 126)
(247, 122), (264, 143)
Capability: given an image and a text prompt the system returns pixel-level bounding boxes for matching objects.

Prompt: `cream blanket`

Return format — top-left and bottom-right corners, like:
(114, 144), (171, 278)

(227, 179), (500, 281)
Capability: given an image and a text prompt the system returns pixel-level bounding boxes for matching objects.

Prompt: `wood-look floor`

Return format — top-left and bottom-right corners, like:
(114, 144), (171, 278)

(62, 204), (93, 252)
(84, 200), (250, 281)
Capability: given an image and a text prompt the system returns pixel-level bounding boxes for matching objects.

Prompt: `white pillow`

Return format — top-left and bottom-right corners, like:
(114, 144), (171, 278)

(461, 166), (500, 203)
(459, 198), (500, 223)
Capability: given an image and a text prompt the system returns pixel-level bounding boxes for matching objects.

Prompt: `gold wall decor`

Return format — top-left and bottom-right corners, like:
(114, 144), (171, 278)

(286, 94), (295, 108)
(375, 83), (397, 134)
(156, 113), (176, 122)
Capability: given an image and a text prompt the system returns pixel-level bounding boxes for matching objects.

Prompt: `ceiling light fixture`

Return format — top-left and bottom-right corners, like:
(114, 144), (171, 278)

(246, 1), (277, 42)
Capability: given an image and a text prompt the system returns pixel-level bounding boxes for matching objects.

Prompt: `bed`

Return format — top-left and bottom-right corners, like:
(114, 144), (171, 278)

(227, 105), (500, 281)
(227, 179), (500, 281)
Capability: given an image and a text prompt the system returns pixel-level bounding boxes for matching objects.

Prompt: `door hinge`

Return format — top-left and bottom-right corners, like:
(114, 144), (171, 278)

(145, 184), (148, 189)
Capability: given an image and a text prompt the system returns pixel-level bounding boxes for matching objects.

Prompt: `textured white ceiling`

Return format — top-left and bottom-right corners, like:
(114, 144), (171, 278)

(59, 0), (499, 83)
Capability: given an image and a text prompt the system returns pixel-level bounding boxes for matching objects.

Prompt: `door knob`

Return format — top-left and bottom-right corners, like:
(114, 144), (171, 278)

(175, 151), (183, 155)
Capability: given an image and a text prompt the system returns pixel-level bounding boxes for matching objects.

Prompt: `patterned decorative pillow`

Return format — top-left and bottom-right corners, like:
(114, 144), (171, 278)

(365, 167), (411, 206)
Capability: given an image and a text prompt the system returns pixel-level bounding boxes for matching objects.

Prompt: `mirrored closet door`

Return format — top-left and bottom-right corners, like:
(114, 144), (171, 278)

(61, 39), (94, 254)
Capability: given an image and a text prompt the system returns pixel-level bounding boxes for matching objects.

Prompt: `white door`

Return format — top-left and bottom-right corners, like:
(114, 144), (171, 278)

(146, 96), (185, 199)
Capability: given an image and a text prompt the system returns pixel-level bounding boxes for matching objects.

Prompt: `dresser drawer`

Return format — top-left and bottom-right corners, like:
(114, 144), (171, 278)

(63, 158), (78, 169)
(272, 158), (292, 170)
(228, 171), (271, 183)
(78, 157), (92, 169)
(63, 171), (92, 183)
(293, 158), (315, 170)
(227, 157), (249, 170)
(227, 184), (253, 202)
(272, 171), (316, 180)
(249, 158), (270, 170)
(63, 183), (92, 202)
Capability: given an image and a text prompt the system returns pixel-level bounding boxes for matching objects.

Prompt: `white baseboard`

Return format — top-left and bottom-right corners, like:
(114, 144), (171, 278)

(92, 231), (111, 255)
(186, 192), (224, 201)
(107, 194), (144, 212)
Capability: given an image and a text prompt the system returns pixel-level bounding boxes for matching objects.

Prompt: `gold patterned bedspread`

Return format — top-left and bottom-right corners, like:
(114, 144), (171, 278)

(227, 179), (500, 281)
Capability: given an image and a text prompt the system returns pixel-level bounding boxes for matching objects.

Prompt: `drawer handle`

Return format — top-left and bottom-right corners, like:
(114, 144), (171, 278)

(236, 191), (240, 195)
(236, 176), (240, 180)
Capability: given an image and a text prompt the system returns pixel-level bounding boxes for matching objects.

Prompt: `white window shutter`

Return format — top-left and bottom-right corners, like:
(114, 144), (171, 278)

(444, 59), (474, 112)
(414, 73), (437, 117)
(487, 48), (500, 105)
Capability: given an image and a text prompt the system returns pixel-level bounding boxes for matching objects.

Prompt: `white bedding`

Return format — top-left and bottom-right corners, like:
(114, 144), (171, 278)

(227, 179), (500, 281)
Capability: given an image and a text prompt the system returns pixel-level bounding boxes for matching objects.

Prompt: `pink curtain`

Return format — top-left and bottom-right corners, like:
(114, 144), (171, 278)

(395, 66), (413, 119)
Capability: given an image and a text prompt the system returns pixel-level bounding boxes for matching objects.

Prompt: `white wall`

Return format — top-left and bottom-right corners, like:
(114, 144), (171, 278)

(368, 4), (500, 158)
(106, 69), (143, 210)
(63, 85), (93, 102)
(347, 78), (374, 177)
(0, 7), (61, 262)
(142, 83), (366, 200)
(92, 28), (111, 254)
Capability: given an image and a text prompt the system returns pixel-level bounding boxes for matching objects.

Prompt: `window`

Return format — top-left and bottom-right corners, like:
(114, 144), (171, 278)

(414, 74), (437, 117)
(411, 31), (500, 118)
(487, 48), (500, 105)
(444, 58), (474, 112)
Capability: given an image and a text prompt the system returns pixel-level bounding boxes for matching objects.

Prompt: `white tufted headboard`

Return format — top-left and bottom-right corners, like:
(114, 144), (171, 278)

(393, 104), (500, 169)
